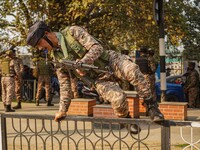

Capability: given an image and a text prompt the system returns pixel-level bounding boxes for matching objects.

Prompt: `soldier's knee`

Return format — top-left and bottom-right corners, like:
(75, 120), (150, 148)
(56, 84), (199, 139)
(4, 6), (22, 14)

(111, 92), (126, 106)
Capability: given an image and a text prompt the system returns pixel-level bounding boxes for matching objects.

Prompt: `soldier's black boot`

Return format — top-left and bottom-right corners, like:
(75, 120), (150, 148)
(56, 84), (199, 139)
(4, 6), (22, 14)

(145, 98), (164, 122)
(36, 100), (39, 106)
(47, 101), (54, 106)
(125, 113), (141, 134)
(5, 105), (15, 112)
(13, 102), (22, 109)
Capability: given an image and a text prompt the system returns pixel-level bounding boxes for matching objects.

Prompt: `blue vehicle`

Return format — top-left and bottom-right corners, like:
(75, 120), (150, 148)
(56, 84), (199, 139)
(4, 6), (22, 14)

(155, 75), (186, 102)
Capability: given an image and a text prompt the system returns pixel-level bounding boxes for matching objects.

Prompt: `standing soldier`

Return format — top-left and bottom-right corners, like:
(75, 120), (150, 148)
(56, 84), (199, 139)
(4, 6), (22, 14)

(147, 49), (158, 101)
(184, 62), (199, 108)
(0, 49), (20, 112)
(26, 21), (164, 134)
(35, 52), (54, 106)
(136, 47), (158, 101)
(12, 50), (24, 109)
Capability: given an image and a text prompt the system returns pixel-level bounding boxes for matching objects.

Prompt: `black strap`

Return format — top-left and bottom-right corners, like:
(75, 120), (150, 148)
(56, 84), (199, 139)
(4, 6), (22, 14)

(43, 35), (54, 48)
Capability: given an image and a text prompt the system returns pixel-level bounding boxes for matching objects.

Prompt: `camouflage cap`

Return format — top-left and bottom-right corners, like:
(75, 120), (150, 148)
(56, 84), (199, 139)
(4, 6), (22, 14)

(26, 21), (50, 47)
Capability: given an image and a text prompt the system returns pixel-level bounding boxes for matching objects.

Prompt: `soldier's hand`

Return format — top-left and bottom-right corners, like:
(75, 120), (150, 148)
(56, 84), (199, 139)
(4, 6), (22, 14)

(75, 59), (86, 76)
(76, 68), (86, 76)
(54, 112), (67, 122)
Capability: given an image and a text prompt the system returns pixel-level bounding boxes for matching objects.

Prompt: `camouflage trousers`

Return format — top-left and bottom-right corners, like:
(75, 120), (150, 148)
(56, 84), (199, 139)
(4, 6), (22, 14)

(108, 51), (151, 98)
(188, 87), (199, 108)
(56, 68), (72, 112)
(1, 76), (15, 105)
(144, 74), (157, 101)
(36, 75), (51, 102)
(70, 76), (79, 99)
(95, 80), (128, 117)
(95, 51), (152, 118)
(15, 77), (22, 102)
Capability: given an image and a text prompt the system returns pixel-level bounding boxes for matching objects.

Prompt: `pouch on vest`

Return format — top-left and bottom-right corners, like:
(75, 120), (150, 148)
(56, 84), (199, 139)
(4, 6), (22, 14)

(135, 57), (149, 74)
(61, 27), (109, 71)
(1, 59), (10, 75)
(38, 60), (50, 75)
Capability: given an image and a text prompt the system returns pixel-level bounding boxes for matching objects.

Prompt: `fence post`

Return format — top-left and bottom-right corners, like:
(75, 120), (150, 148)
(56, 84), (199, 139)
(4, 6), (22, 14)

(0, 114), (7, 150)
(161, 120), (170, 150)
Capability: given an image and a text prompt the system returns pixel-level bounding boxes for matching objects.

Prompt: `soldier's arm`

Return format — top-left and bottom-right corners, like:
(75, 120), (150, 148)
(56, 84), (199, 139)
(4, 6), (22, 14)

(69, 26), (104, 64)
(19, 59), (24, 73)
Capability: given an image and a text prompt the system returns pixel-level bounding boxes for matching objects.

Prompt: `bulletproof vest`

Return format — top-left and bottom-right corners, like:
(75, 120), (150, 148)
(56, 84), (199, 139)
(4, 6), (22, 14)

(38, 60), (50, 75)
(60, 27), (109, 71)
(1, 58), (15, 76)
(135, 57), (149, 74)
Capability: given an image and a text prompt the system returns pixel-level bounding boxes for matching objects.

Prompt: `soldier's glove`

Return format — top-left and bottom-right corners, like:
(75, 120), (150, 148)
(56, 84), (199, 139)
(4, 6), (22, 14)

(54, 111), (66, 122)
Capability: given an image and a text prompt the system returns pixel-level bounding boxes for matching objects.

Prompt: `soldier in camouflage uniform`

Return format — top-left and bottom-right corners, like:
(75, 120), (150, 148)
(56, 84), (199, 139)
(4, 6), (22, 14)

(34, 52), (54, 106)
(184, 62), (199, 108)
(136, 47), (158, 101)
(26, 21), (164, 133)
(12, 50), (24, 109)
(147, 49), (158, 101)
(0, 50), (21, 112)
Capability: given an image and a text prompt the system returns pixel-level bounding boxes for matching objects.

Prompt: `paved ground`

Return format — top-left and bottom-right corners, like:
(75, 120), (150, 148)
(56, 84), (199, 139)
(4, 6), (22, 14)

(1, 96), (200, 150)
(1, 96), (200, 121)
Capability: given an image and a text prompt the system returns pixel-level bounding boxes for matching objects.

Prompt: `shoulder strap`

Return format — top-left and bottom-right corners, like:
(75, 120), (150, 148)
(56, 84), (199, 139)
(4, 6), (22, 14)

(61, 27), (86, 59)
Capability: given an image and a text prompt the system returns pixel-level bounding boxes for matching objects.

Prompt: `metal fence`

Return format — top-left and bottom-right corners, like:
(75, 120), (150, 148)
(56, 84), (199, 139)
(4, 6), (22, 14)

(21, 79), (60, 102)
(0, 113), (200, 150)
(22, 80), (37, 101)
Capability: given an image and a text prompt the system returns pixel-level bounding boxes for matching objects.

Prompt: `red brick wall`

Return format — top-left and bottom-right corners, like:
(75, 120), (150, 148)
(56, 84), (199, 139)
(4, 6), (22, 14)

(127, 97), (140, 118)
(159, 102), (188, 120)
(139, 98), (147, 115)
(93, 92), (140, 118)
(93, 105), (117, 118)
(67, 98), (96, 116)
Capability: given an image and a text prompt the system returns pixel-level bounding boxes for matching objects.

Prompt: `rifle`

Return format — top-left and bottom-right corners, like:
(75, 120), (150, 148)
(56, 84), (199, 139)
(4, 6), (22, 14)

(52, 59), (111, 74)
(51, 59), (112, 88)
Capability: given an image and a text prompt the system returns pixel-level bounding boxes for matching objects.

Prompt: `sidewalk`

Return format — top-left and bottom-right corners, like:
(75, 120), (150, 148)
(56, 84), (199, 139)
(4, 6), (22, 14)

(1, 96), (200, 120)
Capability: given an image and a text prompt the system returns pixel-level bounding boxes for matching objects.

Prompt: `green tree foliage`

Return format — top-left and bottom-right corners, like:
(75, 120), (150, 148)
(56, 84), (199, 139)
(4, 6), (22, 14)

(0, 0), (199, 58)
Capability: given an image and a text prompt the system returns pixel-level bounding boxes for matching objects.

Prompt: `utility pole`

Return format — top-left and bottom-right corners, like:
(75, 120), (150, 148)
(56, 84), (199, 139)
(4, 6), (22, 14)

(154, 0), (166, 102)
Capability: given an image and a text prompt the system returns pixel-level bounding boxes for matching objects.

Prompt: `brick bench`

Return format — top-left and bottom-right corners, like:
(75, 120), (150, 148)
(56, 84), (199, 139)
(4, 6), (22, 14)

(125, 91), (140, 118)
(67, 98), (96, 116)
(159, 102), (188, 120)
(93, 91), (139, 118)
(139, 98), (147, 116)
